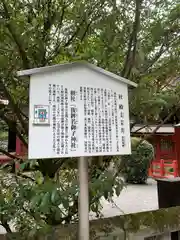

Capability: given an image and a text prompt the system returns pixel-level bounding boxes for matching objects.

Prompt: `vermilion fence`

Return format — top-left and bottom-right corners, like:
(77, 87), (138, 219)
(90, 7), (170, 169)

(0, 138), (27, 164)
(149, 159), (178, 178)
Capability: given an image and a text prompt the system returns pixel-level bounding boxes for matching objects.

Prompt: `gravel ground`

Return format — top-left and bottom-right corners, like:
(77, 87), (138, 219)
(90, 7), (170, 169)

(90, 178), (158, 219)
(0, 140), (8, 153)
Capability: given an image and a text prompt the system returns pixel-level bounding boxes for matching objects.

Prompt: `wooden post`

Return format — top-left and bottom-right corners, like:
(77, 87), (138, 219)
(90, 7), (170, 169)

(78, 157), (89, 240)
(160, 159), (164, 178)
(156, 178), (180, 240)
(156, 136), (161, 161)
(173, 160), (178, 177)
(16, 137), (21, 155)
(174, 125), (180, 176)
(148, 164), (153, 177)
(8, 121), (16, 152)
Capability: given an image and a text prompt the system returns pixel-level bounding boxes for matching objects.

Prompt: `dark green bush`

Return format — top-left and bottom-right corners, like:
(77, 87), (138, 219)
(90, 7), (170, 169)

(121, 137), (154, 184)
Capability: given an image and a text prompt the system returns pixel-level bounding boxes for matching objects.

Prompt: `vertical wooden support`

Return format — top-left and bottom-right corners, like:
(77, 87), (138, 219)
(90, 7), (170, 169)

(16, 137), (21, 155)
(16, 137), (27, 156)
(156, 178), (180, 240)
(78, 157), (89, 240)
(8, 121), (16, 152)
(160, 159), (164, 178)
(173, 160), (178, 177)
(148, 165), (152, 177)
(174, 126), (180, 176)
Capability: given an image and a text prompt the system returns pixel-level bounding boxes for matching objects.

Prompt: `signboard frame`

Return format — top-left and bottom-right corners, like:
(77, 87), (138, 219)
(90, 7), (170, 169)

(27, 66), (132, 159)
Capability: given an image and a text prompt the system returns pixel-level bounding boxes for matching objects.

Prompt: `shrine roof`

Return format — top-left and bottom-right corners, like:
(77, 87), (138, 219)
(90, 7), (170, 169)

(131, 124), (175, 134)
(17, 61), (137, 88)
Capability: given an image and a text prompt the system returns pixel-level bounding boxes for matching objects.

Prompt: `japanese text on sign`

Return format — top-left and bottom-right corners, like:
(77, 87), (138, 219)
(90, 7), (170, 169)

(48, 84), (127, 156)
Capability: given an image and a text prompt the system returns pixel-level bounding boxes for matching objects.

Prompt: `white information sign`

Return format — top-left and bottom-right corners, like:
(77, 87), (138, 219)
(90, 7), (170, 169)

(28, 66), (131, 159)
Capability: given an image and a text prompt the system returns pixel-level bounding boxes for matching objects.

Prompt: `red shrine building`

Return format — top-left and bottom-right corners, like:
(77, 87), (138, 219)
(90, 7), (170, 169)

(132, 124), (180, 178)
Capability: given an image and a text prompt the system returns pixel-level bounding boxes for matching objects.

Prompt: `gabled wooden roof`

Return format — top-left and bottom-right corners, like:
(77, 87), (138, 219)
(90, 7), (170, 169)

(17, 61), (137, 88)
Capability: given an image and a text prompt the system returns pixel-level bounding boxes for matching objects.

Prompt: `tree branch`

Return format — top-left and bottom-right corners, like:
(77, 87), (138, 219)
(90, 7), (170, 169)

(47, 0), (104, 62)
(140, 43), (166, 74)
(19, 108), (29, 120)
(139, 105), (180, 144)
(140, 27), (179, 74)
(73, 19), (94, 55)
(47, 21), (84, 62)
(49, 0), (74, 44)
(114, 107), (180, 179)
(130, 121), (136, 131)
(17, 172), (35, 182)
(132, 124), (149, 133)
(0, 107), (28, 149)
(38, 159), (66, 178)
(45, 2), (73, 64)
(1, 0), (30, 69)
(80, 20), (92, 43)
(40, 0), (59, 65)
(121, 0), (143, 78)
(159, 76), (176, 91)
(0, 147), (21, 160)
(0, 78), (28, 137)
(0, 220), (12, 233)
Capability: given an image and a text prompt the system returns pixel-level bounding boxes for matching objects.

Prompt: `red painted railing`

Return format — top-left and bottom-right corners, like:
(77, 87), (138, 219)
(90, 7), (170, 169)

(16, 137), (27, 156)
(0, 153), (16, 163)
(0, 138), (27, 164)
(149, 159), (178, 178)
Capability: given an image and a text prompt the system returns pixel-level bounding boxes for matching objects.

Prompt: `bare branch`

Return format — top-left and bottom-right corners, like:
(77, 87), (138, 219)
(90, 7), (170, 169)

(132, 124), (149, 133)
(17, 172), (35, 182)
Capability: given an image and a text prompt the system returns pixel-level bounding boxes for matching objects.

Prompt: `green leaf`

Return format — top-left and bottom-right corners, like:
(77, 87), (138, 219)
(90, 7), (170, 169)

(62, 198), (69, 209)
(35, 172), (44, 185)
(91, 203), (99, 213)
(31, 195), (42, 209)
(39, 192), (51, 212)
(54, 209), (62, 221)
(51, 188), (61, 205)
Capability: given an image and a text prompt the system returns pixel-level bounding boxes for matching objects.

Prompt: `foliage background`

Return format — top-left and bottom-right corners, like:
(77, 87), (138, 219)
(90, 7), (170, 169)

(0, 0), (180, 237)
(121, 137), (154, 184)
